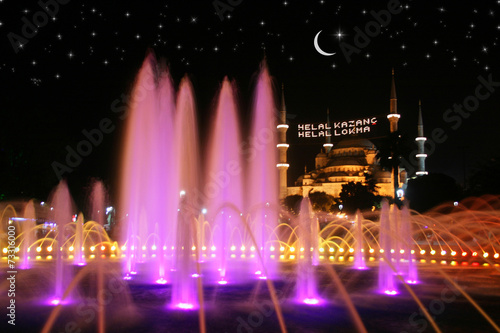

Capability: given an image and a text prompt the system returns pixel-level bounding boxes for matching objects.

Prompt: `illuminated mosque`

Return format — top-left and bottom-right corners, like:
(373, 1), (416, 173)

(278, 70), (428, 199)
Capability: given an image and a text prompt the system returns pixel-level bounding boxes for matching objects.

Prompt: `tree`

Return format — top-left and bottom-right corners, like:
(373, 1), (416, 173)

(309, 191), (336, 212)
(406, 173), (462, 212)
(339, 182), (377, 214)
(376, 131), (412, 206)
(282, 195), (303, 215)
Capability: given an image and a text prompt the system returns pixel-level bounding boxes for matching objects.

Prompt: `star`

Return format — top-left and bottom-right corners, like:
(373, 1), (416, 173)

(260, 20), (265, 26)
(289, 56), (294, 62)
(482, 46), (488, 53)
(135, 34), (141, 39)
(125, 12), (130, 17)
(191, 17), (197, 23)
(55, 74), (60, 79)
(335, 30), (344, 40)
(401, 44), (406, 50)
(68, 51), (74, 59)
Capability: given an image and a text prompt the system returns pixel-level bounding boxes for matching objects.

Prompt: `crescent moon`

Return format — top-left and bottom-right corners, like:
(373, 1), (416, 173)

(314, 30), (336, 56)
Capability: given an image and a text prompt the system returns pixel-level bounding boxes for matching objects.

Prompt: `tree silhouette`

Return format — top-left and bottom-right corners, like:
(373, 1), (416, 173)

(376, 130), (412, 206)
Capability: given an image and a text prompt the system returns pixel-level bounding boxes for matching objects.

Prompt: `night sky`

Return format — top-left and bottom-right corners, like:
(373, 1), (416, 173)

(1, 0), (499, 205)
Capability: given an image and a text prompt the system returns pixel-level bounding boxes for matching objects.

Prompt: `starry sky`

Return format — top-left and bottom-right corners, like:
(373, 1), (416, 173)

(1, 0), (499, 203)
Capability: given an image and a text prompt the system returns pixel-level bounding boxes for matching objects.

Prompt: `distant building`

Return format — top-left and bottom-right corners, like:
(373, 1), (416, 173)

(279, 69), (426, 199)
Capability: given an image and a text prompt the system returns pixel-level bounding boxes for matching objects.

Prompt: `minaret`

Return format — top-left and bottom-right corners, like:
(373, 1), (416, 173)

(387, 68), (400, 133)
(415, 100), (428, 176)
(323, 108), (333, 153)
(277, 83), (289, 199)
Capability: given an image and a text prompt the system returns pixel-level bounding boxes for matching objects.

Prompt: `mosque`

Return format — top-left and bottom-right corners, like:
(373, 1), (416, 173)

(277, 70), (428, 199)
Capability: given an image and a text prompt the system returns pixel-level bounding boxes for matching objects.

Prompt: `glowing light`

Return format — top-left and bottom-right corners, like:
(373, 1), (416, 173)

(300, 247), (305, 252)
(201, 208), (207, 214)
(399, 249), (405, 254)
(202, 246), (207, 251)
(387, 114), (401, 119)
(142, 246), (146, 251)
(406, 280), (418, 284)
(111, 246), (116, 251)
(218, 280), (228, 285)
(258, 276), (267, 280)
(462, 252), (467, 256)
(90, 246), (95, 252)
(69, 246), (74, 252)
(277, 124), (289, 129)
(123, 275), (132, 280)
(156, 278), (167, 284)
(411, 250), (415, 254)
(2, 248), (6, 254)
(416, 154), (427, 158)
(430, 250), (436, 255)
(339, 248), (344, 253)
(192, 273), (200, 278)
(50, 298), (61, 305)
(211, 246), (216, 251)
(415, 137), (427, 141)
(384, 290), (398, 295)
(483, 252), (489, 258)
(151, 245), (157, 251)
(441, 250), (446, 255)
(131, 246), (135, 251)
(36, 247), (42, 253)
(250, 246), (256, 251)
(176, 303), (194, 310)
(390, 249), (395, 254)
(369, 248), (374, 254)
(319, 247), (324, 253)
(255, 270), (262, 275)
(349, 248), (354, 253)
(47, 246), (53, 252)
(494, 253), (499, 259)
(380, 249), (384, 253)
(280, 246), (285, 252)
(472, 252), (478, 257)
(179, 190), (186, 197)
(290, 247), (295, 252)
(276, 163), (290, 168)
(303, 298), (319, 305)
(101, 246), (106, 251)
(240, 246), (246, 251)
(276, 143), (290, 148)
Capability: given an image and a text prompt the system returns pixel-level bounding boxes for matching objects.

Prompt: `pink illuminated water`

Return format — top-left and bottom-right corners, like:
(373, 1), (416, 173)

(89, 180), (106, 226)
(247, 64), (279, 279)
(206, 78), (243, 280)
(354, 210), (366, 270)
(378, 200), (397, 295)
(119, 53), (178, 283)
(49, 180), (74, 302)
(296, 197), (321, 304)
(171, 77), (200, 310)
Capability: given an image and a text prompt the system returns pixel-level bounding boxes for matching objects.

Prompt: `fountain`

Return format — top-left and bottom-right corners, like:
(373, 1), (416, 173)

(1, 53), (500, 333)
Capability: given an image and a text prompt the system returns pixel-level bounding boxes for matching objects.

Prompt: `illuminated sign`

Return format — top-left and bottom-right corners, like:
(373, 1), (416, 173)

(297, 117), (377, 138)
